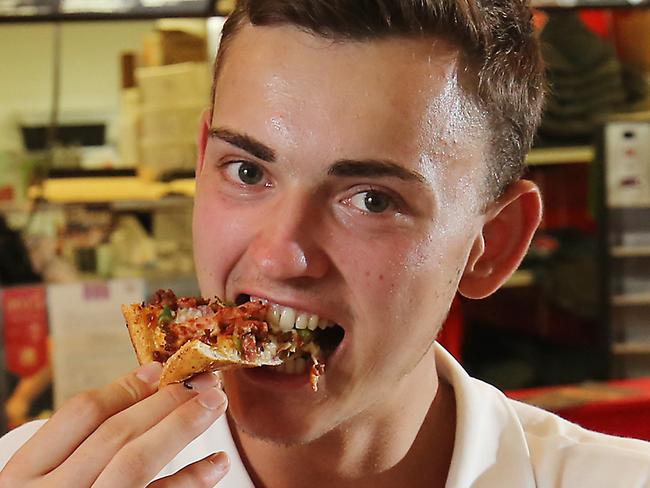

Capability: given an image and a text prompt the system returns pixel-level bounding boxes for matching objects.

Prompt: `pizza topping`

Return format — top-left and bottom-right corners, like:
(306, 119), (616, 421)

(158, 305), (173, 326)
(138, 290), (344, 391)
(152, 289), (178, 310)
(297, 329), (313, 343)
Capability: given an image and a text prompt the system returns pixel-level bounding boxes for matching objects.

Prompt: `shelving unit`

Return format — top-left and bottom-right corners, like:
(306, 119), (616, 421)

(601, 117), (650, 378)
(26, 146), (593, 207)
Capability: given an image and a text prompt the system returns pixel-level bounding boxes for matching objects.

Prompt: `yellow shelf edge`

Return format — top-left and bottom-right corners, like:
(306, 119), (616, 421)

(502, 269), (535, 289)
(526, 146), (595, 166)
(612, 342), (650, 355)
(612, 292), (650, 307)
(611, 246), (650, 258)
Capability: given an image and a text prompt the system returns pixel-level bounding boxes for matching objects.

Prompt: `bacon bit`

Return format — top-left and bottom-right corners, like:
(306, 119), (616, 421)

(241, 334), (257, 362)
(177, 296), (209, 308)
(212, 302), (269, 341)
(152, 350), (169, 363)
(309, 357), (325, 392)
(152, 289), (178, 310)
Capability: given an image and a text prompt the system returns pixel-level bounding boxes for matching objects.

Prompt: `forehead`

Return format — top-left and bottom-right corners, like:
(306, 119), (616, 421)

(213, 24), (487, 197)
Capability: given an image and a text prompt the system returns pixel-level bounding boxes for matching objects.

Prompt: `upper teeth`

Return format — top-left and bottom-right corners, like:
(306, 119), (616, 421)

(250, 296), (335, 333)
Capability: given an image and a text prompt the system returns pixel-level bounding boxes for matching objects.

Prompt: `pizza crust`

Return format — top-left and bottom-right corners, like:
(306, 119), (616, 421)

(161, 339), (258, 386)
(122, 304), (156, 365)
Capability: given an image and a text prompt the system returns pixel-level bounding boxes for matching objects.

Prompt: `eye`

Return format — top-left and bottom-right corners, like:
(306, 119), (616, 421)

(224, 161), (266, 186)
(349, 190), (393, 214)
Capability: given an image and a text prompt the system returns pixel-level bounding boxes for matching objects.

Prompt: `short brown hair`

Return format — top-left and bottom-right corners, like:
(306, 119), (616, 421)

(214, 0), (545, 199)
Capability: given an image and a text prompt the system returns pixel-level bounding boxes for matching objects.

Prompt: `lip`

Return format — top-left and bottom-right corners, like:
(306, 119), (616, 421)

(240, 367), (313, 391)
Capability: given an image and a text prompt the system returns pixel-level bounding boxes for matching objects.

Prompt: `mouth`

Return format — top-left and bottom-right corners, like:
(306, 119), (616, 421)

(235, 293), (346, 376)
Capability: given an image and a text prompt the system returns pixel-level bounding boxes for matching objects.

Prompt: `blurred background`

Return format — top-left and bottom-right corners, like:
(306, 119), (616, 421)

(0, 0), (649, 440)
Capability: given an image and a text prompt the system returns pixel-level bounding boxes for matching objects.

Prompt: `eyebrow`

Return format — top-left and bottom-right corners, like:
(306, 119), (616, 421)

(209, 127), (276, 163)
(328, 159), (426, 183)
(209, 127), (425, 184)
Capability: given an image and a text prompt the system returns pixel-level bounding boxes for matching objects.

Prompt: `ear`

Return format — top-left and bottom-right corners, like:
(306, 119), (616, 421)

(196, 109), (211, 177)
(458, 179), (542, 299)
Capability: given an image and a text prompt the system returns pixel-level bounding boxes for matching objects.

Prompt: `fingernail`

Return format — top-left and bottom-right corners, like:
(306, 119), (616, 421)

(186, 372), (220, 392)
(197, 388), (227, 410)
(136, 362), (162, 384)
(208, 452), (230, 474)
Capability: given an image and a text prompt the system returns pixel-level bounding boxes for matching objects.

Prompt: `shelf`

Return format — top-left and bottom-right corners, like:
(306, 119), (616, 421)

(28, 146), (594, 205)
(612, 292), (650, 306)
(28, 177), (195, 204)
(0, 0), (217, 23)
(608, 203), (650, 210)
(502, 269), (535, 289)
(611, 246), (650, 258)
(612, 342), (650, 355)
(526, 146), (594, 166)
(532, 0), (650, 7)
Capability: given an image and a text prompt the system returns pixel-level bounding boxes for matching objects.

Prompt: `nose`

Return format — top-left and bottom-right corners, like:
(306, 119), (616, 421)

(249, 195), (330, 281)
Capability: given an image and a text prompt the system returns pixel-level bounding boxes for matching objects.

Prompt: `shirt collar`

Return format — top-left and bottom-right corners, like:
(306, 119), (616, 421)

(435, 343), (536, 488)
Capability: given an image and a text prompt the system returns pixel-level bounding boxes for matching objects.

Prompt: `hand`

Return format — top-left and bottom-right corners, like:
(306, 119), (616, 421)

(0, 363), (230, 487)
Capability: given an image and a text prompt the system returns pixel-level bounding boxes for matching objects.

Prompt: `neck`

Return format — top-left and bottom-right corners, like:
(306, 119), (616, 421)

(231, 347), (457, 488)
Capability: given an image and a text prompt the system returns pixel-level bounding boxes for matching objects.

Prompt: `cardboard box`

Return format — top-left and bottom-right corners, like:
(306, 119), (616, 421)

(140, 103), (205, 142)
(136, 62), (210, 107)
(142, 30), (207, 67)
(138, 137), (198, 180)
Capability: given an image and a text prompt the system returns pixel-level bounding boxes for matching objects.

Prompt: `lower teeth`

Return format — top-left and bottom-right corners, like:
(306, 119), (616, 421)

(274, 356), (309, 375)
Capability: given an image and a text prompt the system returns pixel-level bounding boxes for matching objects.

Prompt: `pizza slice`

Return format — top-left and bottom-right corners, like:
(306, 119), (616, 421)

(122, 289), (327, 390)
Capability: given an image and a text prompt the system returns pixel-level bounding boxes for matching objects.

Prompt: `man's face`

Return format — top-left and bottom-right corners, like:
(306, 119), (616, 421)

(194, 25), (488, 444)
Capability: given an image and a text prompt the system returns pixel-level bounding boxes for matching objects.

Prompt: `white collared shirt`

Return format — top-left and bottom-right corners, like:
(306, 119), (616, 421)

(2, 343), (649, 487)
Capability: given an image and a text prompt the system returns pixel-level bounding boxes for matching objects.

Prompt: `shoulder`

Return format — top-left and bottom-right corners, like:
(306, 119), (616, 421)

(0, 420), (48, 470)
(510, 399), (650, 487)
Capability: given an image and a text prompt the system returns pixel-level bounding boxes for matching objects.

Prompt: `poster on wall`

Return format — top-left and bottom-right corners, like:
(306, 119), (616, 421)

(47, 278), (144, 408)
(0, 285), (51, 433)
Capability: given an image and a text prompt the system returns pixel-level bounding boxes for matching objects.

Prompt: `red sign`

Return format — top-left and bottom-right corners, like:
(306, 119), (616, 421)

(2, 286), (49, 377)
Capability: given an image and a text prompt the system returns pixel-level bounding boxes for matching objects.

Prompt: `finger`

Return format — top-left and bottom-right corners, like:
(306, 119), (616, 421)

(148, 452), (230, 488)
(4, 362), (162, 478)
(93, 388), (228, 488)
(49, 374), (221, 487)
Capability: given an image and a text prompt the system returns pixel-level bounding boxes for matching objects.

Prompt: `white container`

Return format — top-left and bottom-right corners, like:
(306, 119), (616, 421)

(605, 122), (650, 208)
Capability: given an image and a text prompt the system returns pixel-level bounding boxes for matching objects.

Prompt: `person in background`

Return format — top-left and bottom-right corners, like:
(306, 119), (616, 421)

(1, 1), (649, 487)
(0, 216), (40, 286)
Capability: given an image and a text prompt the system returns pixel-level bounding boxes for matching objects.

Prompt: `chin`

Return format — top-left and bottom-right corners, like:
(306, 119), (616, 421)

(224, 376), (337, 445)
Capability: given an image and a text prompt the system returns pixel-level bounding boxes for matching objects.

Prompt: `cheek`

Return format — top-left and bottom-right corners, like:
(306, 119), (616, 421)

(192, 186), (254, 295)
(341, 231), (466, 338)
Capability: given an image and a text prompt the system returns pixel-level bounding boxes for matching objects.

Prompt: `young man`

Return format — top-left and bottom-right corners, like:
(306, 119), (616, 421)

(1, 1), (649, 487)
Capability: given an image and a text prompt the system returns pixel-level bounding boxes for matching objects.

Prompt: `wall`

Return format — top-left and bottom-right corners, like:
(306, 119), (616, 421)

(0, 20), (155, 151)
